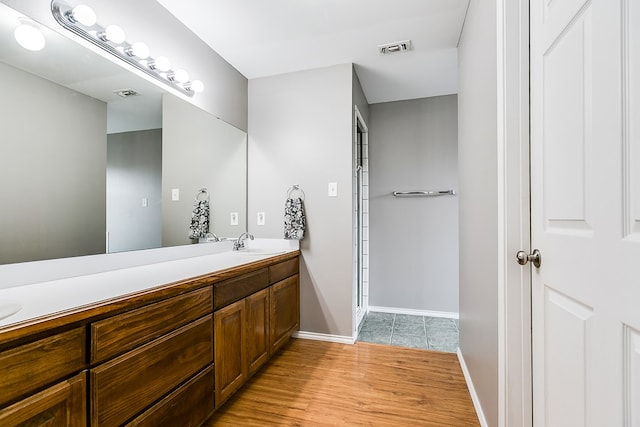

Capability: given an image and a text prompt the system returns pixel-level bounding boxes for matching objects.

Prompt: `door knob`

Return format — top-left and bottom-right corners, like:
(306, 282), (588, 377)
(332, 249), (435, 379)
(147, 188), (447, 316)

(516, 249), (541, 268)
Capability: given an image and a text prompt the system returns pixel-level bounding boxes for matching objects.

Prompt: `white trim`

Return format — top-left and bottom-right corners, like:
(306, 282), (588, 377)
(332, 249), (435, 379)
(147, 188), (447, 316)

(368, 305), (459, 320)
(293, 331), (356, 345)
(496, 0), (508, 425)
(457, 349), (490, 427)
(500, 0), (532, 425)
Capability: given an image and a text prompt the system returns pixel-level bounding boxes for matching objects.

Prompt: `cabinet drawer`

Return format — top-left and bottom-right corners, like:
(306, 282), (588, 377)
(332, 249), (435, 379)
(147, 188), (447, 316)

(0, 327), (85, 407)
(269, 257), (299, 284)
(0, 371), (86, 427)
(91, 287), (212, 364)
(214, 268), (268, 310)
(91, 315), (213, 427)
(127, 365), (214, 427)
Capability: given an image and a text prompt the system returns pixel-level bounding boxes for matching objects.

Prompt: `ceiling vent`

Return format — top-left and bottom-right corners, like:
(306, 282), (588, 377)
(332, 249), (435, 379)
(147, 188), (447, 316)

(378, 40), (412, 55)
(114, 89), (140, 98)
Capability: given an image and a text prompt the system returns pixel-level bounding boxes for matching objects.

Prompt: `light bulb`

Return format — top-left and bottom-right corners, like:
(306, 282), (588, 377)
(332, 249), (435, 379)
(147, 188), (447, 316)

(150, 56), (171, 72)
(190, 80), (204, 93)
(128, 42), (149, 59)
(105, 25), (126, 44)
(70, 5), (96, 26)
(173, 69), (189, 83)
(14, 24), (45, 51)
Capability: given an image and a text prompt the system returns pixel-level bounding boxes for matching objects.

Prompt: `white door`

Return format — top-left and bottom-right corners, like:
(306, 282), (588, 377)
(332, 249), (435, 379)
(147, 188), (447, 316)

(531, 0), (640, 425)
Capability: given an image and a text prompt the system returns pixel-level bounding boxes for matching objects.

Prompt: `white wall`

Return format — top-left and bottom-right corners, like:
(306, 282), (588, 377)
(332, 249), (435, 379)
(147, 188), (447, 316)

(2, 0), (248, 131)
(0, 61), (106, 264)
(369, 95), (459, 314)
(248, 64), (354, 338)
(458, 0), (499, 425)
(107, 129), (162, 253)
(162, 94), (247, 247)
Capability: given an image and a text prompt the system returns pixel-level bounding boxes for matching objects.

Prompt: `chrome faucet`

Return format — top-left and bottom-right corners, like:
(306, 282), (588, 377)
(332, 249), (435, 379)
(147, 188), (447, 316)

(204, 232), (220, 242)
(233, 232), (254, 250)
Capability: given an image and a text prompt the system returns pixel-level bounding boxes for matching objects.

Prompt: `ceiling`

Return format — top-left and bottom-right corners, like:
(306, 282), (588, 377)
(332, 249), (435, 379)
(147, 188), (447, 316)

(156, 0), (469, 104)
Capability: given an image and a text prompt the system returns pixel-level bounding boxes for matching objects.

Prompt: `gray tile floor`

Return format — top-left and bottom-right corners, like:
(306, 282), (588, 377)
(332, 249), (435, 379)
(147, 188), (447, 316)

(357, 312), (459, 353)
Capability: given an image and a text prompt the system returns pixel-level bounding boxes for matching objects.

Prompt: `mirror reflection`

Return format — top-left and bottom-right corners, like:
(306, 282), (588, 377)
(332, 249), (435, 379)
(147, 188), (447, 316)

(0, 2), (247, 265)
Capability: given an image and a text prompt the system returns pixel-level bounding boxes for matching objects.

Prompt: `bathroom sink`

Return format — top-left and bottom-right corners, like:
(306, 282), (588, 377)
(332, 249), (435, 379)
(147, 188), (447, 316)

(0, 300), (21, 321)
(233, 249), (286, 256)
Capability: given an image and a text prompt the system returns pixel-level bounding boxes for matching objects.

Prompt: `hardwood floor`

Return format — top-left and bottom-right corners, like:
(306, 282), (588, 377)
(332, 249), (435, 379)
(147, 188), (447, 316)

(204, 338), (479, 426)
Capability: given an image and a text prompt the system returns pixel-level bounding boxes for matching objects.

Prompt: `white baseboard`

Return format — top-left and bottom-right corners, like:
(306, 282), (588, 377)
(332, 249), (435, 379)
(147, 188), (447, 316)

(368, 305), (459, 319)
(293, 331), (355, 344)
(457, 349), (489, 427)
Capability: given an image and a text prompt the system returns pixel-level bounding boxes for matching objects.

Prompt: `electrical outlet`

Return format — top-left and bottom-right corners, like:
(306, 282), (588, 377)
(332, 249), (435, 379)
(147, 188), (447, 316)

(257, 212), (265, 226)
(328, 182), (338, 197)
(230, 212), (238, 226)
(171, 188), (179, 201)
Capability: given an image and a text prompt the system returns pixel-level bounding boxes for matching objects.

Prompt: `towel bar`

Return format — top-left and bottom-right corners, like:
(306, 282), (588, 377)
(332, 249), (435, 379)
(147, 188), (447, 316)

(392, 190), (456, 197)
(287, 184), (305, 200)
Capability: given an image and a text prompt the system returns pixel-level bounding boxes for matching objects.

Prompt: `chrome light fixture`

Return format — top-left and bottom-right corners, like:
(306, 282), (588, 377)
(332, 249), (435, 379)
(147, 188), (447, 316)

(51, 0), (204, 97)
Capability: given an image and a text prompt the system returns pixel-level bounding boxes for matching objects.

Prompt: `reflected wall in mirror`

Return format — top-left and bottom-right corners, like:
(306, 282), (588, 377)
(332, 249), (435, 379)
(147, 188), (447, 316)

(0, 2), (247, 265)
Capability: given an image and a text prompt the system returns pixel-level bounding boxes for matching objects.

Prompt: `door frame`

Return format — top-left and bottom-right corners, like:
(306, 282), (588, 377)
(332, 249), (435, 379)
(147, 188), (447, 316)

(498, 0), (532, 425)
(353, 105), (369, 335)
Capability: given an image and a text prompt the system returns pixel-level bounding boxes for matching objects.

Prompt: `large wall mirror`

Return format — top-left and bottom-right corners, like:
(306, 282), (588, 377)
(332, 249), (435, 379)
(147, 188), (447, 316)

(0, 2), (247, 265)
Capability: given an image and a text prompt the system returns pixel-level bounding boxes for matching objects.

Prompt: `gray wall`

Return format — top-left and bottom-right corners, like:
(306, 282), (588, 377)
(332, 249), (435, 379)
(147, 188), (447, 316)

(458, 0), (499, 425)
(162, 94), (247, 247)
(369, 95), (459, 314)
(3, 0), (248, 131)
(0, 61), (106, 264)
(107, 129), (162, 253)
(248, 64), (354, 337)
(352, 70), (370, 124)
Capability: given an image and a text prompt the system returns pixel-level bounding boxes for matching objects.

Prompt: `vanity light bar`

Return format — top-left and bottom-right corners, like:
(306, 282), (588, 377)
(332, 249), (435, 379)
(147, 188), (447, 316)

(50, 0), (204, 97)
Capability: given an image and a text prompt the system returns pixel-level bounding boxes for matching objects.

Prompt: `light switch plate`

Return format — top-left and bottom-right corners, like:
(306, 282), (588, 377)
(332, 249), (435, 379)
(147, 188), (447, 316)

(257, 212), (266, 226)
(328, 182), (338, 197)
(230, 212), (238, 226)
(171, 188), (179, 201)
(141, 197), (148, 208)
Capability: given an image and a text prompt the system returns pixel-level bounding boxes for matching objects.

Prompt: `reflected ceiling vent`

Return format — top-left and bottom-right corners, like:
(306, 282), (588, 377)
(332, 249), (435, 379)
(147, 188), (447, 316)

(114, 89), (140, 98)
(378, 40), (412, 55)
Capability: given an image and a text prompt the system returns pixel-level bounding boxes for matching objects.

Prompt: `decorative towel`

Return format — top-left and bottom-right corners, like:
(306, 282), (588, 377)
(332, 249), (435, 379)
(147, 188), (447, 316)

(189, 199), (210, 240)
(284, 197), (306, 240)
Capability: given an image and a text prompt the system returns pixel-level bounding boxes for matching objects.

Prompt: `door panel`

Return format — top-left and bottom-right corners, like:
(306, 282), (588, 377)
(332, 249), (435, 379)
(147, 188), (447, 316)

(543, 6), (592, 232)
(625, 0), (640, 238)
(625, 325), (640, 424)
(543, 288), (592, 426)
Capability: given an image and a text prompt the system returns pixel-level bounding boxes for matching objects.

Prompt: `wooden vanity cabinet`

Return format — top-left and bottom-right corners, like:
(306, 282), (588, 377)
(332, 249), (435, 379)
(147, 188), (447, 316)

(214, 257), (299, 407)
(0, 252), (299, 426)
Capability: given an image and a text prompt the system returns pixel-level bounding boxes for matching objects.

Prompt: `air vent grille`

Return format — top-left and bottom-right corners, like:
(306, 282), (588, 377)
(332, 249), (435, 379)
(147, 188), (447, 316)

(378, 40), (412, 55)
(114, 89), (140, 98)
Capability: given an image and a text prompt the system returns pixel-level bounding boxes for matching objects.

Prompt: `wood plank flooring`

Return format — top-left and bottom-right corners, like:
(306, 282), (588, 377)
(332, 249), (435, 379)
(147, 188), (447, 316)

(203, 338), (479, 426)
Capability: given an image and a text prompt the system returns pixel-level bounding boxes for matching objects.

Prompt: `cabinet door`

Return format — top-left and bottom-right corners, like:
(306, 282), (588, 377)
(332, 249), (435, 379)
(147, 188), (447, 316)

(214, 298), (246, 407)
(269, 274), (299, 354)
(0, 371), (86, 427)
(246, 288), (269, 376)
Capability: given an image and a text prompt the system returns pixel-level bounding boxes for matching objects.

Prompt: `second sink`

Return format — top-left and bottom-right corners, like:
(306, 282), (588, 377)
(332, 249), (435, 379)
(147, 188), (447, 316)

(0, 300), (22, 321)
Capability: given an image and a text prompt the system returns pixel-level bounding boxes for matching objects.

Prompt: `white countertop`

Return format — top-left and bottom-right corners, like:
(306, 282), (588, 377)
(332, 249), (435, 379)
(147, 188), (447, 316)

(0, 239), (299, 329)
